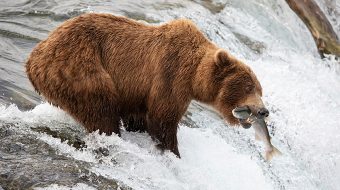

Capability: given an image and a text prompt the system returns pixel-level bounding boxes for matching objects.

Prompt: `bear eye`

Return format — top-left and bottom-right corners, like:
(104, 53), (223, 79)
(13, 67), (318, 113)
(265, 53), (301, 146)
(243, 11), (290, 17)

(245, 85), (254, 93)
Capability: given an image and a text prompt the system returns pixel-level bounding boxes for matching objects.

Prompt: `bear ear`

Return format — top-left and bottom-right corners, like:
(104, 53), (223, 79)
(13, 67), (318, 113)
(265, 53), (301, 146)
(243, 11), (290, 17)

(214, 50), (234, 68)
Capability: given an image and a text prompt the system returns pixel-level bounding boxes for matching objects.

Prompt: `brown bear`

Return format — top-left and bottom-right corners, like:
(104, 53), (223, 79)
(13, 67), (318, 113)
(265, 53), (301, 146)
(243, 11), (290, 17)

(26, 13), (268, 157)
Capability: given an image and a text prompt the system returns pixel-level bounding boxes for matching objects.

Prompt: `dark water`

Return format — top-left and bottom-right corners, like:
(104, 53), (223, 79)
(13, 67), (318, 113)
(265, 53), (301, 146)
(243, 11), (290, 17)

(0, 0), (58, 109)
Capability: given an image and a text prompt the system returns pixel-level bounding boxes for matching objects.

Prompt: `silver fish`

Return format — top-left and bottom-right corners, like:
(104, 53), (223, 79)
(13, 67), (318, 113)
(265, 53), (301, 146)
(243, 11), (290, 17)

(250, 117), (282, 161)
(232, 106), (252, 120)
(232, 107), (282, 160)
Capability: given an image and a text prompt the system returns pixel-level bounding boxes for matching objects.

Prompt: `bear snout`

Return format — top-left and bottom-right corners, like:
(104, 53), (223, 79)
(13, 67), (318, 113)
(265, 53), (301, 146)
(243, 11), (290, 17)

(257, 107), (269, 118)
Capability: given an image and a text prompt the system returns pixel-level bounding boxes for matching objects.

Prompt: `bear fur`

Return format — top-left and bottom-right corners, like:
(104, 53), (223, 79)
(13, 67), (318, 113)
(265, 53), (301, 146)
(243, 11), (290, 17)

(26, 13), (263, 157)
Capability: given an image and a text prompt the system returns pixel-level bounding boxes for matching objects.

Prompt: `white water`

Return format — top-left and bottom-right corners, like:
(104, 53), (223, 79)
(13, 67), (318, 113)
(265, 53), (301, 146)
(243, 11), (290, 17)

(1, 0), (340, 189)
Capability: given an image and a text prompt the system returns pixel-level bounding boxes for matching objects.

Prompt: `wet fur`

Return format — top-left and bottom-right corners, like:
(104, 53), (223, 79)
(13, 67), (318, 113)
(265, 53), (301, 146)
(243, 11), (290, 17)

(26, 13), (262, 157)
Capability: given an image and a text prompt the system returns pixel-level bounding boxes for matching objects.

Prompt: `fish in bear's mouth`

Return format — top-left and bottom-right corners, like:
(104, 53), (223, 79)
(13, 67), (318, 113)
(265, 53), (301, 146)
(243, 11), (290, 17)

(232, 105), (282, 161)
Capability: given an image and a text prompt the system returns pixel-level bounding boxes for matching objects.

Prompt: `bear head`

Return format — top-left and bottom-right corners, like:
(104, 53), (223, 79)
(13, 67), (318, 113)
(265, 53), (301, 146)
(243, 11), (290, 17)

(195, 49), (268, 128)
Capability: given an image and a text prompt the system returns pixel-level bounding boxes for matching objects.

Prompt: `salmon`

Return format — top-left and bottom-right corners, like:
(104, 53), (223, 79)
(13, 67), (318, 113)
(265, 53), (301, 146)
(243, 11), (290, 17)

(232, 106), (282, 161)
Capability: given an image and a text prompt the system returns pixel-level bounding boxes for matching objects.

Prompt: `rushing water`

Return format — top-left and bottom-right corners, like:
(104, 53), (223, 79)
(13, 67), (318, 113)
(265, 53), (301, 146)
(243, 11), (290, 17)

(0, 0), (340, 189)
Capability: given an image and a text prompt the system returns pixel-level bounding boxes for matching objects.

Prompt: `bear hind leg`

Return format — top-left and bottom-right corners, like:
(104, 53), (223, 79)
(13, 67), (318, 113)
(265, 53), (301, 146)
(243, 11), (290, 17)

(122, 113), (147, 132)
(85, 112), (121, 136)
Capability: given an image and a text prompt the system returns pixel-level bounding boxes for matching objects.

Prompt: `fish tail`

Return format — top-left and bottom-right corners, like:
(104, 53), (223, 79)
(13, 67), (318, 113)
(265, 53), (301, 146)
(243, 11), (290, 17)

(265, 146), (282, 161)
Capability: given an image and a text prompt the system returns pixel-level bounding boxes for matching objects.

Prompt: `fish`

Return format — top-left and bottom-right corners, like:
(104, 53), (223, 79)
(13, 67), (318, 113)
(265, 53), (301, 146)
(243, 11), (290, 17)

(250, 117), (282, 161)
(232, 106), (252, 120)
(232, 107), (282, 161)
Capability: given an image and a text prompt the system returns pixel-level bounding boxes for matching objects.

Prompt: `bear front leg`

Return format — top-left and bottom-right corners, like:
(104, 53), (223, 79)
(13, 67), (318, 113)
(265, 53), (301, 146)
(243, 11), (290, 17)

(146, 102), (185, 157)
(147, 83), (190, 157)
(147, 117), (180, 157)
